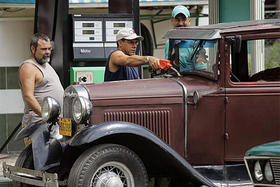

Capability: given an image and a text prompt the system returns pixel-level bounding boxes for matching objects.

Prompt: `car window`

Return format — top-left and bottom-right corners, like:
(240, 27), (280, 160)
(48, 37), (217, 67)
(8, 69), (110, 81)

(230, 38), (280, 82)
(170, 39), (218, 78)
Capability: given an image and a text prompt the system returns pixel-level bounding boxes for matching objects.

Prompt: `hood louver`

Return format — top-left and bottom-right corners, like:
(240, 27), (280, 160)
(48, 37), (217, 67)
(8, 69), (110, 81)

(104, 110), (170, 144)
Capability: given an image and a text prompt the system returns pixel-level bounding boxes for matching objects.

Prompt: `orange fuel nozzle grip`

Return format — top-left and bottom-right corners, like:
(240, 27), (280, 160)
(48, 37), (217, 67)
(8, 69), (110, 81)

(159, 59), (172, 71)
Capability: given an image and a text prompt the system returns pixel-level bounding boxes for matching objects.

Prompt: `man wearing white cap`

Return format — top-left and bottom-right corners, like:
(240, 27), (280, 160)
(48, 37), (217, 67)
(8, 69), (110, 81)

(104, 27), (161, 81)
(165, 5), (207, 71)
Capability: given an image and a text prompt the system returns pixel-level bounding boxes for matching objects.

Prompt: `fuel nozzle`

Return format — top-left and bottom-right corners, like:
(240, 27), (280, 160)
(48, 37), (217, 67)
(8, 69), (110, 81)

(151, 59), (180, 78)
(159, 59), (172, 71)
(160, 59), (181, 77)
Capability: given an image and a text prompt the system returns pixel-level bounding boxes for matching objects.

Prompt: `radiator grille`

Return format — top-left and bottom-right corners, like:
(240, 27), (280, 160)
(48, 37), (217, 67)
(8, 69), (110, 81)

(104, 110), (170, 144)
(271, 159), (280, 184)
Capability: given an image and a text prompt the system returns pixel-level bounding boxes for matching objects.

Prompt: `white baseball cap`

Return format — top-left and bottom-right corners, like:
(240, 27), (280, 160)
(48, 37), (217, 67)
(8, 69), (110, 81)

(116, 28), (144, 41)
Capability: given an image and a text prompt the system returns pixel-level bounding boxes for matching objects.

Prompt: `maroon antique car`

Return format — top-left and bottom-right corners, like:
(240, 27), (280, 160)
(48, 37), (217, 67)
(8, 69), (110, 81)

(3, 19), (280, 187)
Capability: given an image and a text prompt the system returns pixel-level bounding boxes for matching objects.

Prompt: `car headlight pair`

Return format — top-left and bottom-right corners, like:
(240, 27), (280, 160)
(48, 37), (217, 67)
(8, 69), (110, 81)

(42, 96), (92, 124)
(254, 160), (273, 182)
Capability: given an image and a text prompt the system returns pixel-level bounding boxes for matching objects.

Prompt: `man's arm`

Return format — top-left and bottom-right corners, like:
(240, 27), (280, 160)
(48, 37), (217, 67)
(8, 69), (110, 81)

(19, 63), (42, 116)
(109, 50), (160, 72)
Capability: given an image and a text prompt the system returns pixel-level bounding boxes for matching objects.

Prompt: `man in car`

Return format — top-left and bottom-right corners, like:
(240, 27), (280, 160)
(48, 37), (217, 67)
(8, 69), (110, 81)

(165, 5), (207, 72)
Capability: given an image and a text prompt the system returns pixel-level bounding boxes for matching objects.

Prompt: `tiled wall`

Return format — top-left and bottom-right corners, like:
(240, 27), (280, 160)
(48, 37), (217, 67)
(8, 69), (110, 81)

(0, 19), (33, 153)
(0, 67), (25, 153)
(0, 114), (24, 153)
(0, 67), (20, 90)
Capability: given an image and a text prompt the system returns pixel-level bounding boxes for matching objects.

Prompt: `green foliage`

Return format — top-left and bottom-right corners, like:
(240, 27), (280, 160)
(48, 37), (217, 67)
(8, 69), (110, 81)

(265, 40), (280, 69)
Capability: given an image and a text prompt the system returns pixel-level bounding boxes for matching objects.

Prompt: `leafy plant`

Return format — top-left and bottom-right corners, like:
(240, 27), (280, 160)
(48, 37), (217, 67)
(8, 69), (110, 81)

(265, 40), (280, 69)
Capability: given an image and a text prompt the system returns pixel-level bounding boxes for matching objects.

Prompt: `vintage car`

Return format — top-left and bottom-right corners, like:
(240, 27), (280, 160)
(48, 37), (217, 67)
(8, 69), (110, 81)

(3, 19), (280, 187)
(244, 141), (280, 187)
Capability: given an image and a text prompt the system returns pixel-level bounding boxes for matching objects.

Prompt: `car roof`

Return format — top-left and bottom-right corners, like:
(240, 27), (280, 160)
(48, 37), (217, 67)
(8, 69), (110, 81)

(164, 19), (280, 40)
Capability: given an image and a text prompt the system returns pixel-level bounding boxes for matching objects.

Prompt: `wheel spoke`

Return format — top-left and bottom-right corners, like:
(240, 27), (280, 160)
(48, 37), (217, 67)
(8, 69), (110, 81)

(91, 164), (130, 187)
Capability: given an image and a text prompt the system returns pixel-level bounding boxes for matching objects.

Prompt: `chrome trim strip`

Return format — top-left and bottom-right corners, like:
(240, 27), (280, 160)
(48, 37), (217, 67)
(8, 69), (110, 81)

(244, 157), (254, 186)
(244, 156), (277, 159)
(212, 181), (252, 186)
(170, 78), (188, 156)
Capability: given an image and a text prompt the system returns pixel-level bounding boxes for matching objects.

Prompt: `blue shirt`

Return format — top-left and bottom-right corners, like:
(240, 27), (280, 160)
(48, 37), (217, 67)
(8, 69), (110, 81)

(104, 50), (140, 81)
(165, 40), (207, 72)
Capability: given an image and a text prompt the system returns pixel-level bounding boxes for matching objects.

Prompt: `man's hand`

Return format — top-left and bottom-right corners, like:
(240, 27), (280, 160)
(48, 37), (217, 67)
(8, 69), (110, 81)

(196, 57), (208, 64)
(196, 48), (208, 64)
(148, 56), (161, 71)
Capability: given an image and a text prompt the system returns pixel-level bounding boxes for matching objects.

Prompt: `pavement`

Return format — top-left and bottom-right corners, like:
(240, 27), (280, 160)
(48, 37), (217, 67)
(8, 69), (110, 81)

(0, 153), (253, 187)
(0, 153), (18, 187)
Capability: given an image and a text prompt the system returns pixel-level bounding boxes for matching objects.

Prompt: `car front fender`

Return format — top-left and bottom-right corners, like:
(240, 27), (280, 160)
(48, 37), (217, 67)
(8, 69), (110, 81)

(15, 122), (63, 171)
(14, 122), (43, 141)
(69, 121), (215, 187)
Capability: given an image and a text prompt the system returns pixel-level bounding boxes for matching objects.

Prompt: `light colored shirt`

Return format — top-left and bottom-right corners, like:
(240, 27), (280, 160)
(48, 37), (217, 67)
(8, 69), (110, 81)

(165, 40), (207, 72)
(20, 59), (64, 126)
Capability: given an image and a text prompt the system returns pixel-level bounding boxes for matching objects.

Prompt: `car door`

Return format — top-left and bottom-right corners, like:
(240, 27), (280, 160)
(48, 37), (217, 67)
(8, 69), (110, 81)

(224, 35), (280, 162)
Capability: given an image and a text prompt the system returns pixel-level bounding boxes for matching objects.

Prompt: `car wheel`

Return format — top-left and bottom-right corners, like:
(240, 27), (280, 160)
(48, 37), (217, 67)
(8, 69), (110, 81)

(67, 144), (148, 187)
(13, 144), (34, 187)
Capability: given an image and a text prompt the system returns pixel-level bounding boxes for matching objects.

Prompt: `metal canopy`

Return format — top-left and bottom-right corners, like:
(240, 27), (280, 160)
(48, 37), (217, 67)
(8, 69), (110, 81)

(190, 19), (280, 30)
(164, 19), (280, 40)
(0, 0), (199, 2)
(0, 0), (208, 6)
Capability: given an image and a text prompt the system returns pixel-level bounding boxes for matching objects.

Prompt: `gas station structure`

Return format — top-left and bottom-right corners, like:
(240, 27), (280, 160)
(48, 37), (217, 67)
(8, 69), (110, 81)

(0, 0), (276, 153)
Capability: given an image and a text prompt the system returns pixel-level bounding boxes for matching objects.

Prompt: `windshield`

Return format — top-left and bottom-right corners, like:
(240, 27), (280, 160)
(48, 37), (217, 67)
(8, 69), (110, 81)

(168, 39), (218, 78)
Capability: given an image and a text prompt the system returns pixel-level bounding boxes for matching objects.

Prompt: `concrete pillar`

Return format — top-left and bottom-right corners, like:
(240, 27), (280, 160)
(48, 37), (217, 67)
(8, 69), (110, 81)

(209, 0), (219, 24)
(250, 0), (265, 74)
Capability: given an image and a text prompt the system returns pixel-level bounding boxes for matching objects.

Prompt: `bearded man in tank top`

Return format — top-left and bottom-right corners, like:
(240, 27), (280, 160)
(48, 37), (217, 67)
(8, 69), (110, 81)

(19, 33), (64, 145)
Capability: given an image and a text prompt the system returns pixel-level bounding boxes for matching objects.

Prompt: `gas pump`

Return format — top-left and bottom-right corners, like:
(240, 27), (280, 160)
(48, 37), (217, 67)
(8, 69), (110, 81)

(34, 0), (140, 87)
(71, 14), (134, 84)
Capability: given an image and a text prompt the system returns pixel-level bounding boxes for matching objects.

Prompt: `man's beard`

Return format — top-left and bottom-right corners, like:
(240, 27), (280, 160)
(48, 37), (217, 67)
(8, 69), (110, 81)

(35, 54), (50, 65)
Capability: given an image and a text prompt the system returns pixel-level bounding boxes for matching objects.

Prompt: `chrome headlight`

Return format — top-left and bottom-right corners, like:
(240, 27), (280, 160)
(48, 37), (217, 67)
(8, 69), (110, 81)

(254, 161), (264, 181)
(264, 161), (273, 182)
(41, 96), (61, 123)
(72, 96), (92, 124)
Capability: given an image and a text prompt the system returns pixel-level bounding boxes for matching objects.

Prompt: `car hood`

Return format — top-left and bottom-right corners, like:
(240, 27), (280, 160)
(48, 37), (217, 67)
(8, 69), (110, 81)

(180, 75), (218, 95)
(245, 141), (280, 156)
(83, 76), (218, 106)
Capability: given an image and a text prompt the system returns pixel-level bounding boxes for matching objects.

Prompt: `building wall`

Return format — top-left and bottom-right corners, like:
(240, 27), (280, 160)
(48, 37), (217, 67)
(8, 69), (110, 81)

(219, 0), (250, 22)
(0, 18), (33, 153)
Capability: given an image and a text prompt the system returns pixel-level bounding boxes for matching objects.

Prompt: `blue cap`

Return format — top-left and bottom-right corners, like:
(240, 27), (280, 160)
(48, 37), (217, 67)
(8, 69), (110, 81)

(172, 5), (190, 18)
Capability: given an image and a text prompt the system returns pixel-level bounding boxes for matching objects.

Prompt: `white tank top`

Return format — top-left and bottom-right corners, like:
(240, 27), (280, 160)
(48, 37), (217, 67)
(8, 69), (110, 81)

(20, 59), (64, 126)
